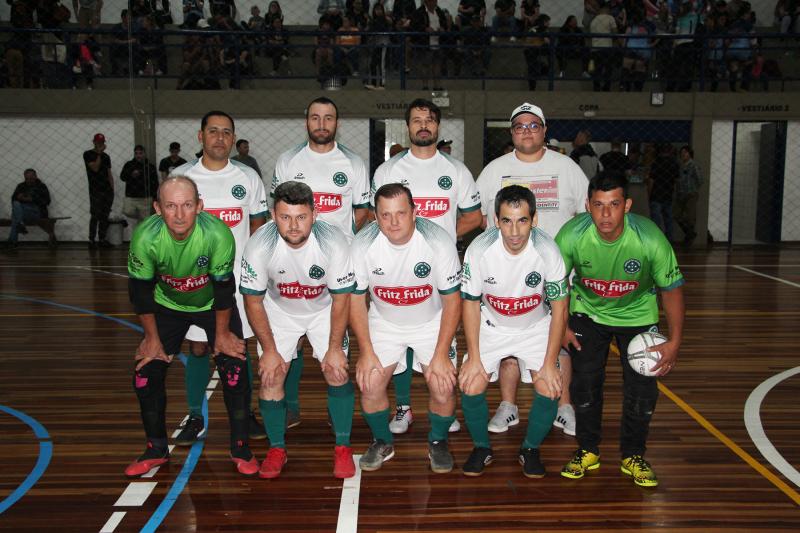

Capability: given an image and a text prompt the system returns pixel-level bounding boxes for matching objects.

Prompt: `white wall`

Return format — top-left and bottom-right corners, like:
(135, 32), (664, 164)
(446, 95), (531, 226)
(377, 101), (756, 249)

(782, 121), (800, 241)
(708, 120), (733, 242)
(730, 121), (769, 244)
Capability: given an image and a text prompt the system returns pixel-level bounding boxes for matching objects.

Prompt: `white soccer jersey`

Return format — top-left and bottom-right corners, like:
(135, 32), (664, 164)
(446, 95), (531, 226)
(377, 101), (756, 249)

(272, 142), (370, 240)
(239, 220), (355, 317)
(370, 150), (481, 239)
(477, 149), (588, 238)
(461, 227), (569, 332)
(352, 218), (461, 326)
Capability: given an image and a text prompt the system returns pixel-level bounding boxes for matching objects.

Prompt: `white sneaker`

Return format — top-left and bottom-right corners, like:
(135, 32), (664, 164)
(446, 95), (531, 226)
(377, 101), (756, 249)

(553, 404), (576, 436)
(488, 401), (519, 433)
(389, 405), (413, 434)
(448, 418), (461, 433)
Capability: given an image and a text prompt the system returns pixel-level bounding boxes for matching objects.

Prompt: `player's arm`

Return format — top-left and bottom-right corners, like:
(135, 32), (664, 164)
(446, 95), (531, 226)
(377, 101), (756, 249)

(351, 291), (383, 393)
(427, 290), (461, 396)
(456, 208), (483, 237)
(353, 207), (370, 231)
(321, 291), (351, 383)
(249, 215), (266, 235)
(458, 296), (488, 393)
(650, 286), (684, 376)
(536, 297), (567, 399)
(242, 293), (288, 387)
(129, 278), (172, 371)
(211, 275), (246, 359)
(107, 165), (115, 191)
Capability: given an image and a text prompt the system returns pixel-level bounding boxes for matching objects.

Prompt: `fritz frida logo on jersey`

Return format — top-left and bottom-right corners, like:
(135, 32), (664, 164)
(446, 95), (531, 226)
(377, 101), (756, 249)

(277, 281), (326, 299)
(373, 284), (433, 306)
(581, 278), (639, 298)
(313, 192), (343, 213)
(414, 197), (450, 218)
(486, 294), (542, 316)
(205, 207), (243, 228)
(160, 274), (209, 292)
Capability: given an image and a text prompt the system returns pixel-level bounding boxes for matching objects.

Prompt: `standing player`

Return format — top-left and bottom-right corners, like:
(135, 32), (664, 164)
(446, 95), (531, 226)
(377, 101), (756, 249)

(170, 111), (269, 446)
(556, 172), (685, 487)
(476, 102), (588, 437)
(352, 184), (462, 473)
(459, 186), (569, 478)
(126, 176), (257, 477)
(271, 97), (370, 429)
(240, 181), (357, 479)
(370, 98), (482, 434)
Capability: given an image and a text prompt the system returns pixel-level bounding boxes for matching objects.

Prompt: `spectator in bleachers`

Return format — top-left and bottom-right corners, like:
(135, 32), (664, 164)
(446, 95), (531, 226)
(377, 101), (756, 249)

(457, 0), (486, 29)
(621, 8), (653, 91)
(366, 2), (392, 89)
(557, 14), (590, 78)
(337, 15), (362, 77)
(491, 0), (518, 41)
(703, 12), (727, 91)
(219, 30), (251, 89)
(264, 1), (283, 27)
(209, 0), (236, 20)
(520, 0), (540, 30)
(38, 0), (72, 28)
(243, 5), (265, 51)
(522, 13), (551, 90)
(136, 15), (167, 76)
(110, 9), (136, 76)
(72, 0), (101, 28)
(347, 0), (370, 27)
(392, 0), (417, 73)
(314, 18), (349, 87)
(774, 0), (800, 33)
(318, 0), (346, 29)
(130, 0), (154, 28)
(6, 168), (55, 248)
(675, 144), (702, 245)
(121, 144), (159, 228)
(608, 0), (627, 30)
(177, 33), (220, 89)
(583, 0), (601, 29)
(5, 0), (38, 89)
(725, 2), (755, 91)
(461, 11), (491, 76)
(159, 142), (187, 179)
(411, 0), (449, 90)
(181, 0), (205, 28)
(265, 16), (291, 76)
(439, 4), (462, 78)
(647, 143), (678, 242)
(588, 1), (618, 92)
(72, 33), (102, 89)
(570, 129), (601, 179)
(231, 139), (262, 177)
(667, 2), (700, 92)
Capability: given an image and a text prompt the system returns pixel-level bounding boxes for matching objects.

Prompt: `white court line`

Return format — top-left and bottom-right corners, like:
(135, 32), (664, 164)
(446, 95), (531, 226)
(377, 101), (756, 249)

(733, 265), (800, 289)
(99, 511), (126, 533)
(207, 379), (219, 389)
(114, 482), (158, 507)
(141, 445), (176, 479)
(744, 366), (800, 489)
(336, 455), (362, 533)
(72, 266), (128, 279)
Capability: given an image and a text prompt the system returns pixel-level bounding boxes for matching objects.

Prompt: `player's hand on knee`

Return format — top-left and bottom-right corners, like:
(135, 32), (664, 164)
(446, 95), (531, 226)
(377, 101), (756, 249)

(214, 331), (246, 360)
(533, 362), (561, 400)
(135, 336), (172, 370)
(650, 338), (679, 377)
(562, 327), (582, 352)
(356, 352), (383, 393)
(321, 347), (349, 384)
(458, 358), (488, 394)
(427, 356), (456, 396)
(259, 350), (288, 388)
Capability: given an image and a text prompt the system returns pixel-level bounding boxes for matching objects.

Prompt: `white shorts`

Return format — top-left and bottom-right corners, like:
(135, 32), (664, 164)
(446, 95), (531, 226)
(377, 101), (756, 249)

(255, 299), (348, 363)
(369, 315), (457, 375)
(463, 314), (551, 384)
(185, 291), (253, 342)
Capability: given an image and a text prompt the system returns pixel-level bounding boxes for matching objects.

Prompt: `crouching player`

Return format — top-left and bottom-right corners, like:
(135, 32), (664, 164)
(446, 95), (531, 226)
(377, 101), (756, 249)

(459, 185), (569, 477)
(126, 176), (257, 477)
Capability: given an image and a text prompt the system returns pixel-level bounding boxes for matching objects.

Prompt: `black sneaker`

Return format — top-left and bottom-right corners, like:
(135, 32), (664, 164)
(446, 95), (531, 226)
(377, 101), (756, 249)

(519, 447), (546, 478)
(174, 414), (205, 446)
(98, 239), (114, 248)
(462, 447), (494, 477)
(18, 224), (28, 234)
(428, 440), (454, 474)
(248, 410), (267, 440)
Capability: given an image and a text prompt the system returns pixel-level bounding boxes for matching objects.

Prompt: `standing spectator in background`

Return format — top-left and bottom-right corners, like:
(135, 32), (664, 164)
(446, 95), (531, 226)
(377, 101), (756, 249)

(366, 2), (393, 89)
(583, 0), (600, 29)
(264, 0), (283, 27)
(411, 0), (449, 91)
(209, 0), (236, 20)
(667, 2), (700, 92)
(182, 0), (205, 28)
(159, 142), (187, 179)
(6, 169), (55, 248)
(392, 0), (417, 73)
(588, 1), (618, 92)
(319, 0), (346, 29)
(231, 139), (263, 177)
(491, 0), (518, 41)
(570, 129), (601, 179)
(73, 0), (102, 28)
(675, 145), (702, 246)
(621, 8), (653, 91)
(462, 12), (492, 76)
(110, 9), (136, 77)
(599, 140), (629, 176)
(83, 133), (115, 248)
(265, 17), (291, 76)
(121, 145), (159, 228)
(72, 33), (102, 89)
(557, 15), (590, 78)
(136, 15), (167, 76)
(520, 0), (541, 30)
(522, 13), (551, 90)
(457, 0), (486, 29)
(347, 0), (370, 28)
(337, 15), (362, 77)
(648, 143), (678, 242)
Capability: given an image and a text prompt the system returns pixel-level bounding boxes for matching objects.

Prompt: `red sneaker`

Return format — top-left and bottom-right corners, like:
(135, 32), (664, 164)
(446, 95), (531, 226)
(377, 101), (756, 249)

(259, 447), (288, 479)
(125, 442), (169, 477)
(333, 445), (355, 479)
(231, 454), (259, 476)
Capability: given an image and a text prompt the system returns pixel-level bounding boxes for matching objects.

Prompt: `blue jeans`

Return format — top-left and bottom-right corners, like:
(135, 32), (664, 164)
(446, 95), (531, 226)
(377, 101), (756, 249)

(649, 200), (673, 241)
(8, 201), (41, 242)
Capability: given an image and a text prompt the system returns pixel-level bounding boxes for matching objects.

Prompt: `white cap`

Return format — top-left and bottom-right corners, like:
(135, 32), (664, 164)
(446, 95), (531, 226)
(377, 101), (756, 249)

(547, 139), (560, 147)
(510, 102), (546, 126)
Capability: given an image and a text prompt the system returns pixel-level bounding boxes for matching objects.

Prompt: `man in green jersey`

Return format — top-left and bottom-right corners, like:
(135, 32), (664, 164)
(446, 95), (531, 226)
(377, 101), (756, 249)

(125, 176), (258, 477)
(555, 171), (685, 488)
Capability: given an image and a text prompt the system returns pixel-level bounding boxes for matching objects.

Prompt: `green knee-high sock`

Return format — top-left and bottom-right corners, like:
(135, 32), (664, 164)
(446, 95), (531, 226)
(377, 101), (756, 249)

(259, 398), (286, 448)
(328, 382), (354, 446)
(461, 391), (491, 448)
(362, 408), (393, 444)
(522, 393), (559, 449)
(428, 411), (456, 443)
(185, 353), (210, 417)
(284, 348), (304, 413)
(391, 348), (414, 406)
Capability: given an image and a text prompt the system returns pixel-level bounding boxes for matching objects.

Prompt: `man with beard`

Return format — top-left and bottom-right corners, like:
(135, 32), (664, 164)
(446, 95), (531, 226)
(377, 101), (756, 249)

(370, 98), (482, 436)
(271, 96), (370, 429)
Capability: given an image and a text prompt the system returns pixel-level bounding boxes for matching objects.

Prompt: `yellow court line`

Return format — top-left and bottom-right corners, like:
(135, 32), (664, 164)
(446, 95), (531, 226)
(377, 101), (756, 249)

(0, 313), (137, 317)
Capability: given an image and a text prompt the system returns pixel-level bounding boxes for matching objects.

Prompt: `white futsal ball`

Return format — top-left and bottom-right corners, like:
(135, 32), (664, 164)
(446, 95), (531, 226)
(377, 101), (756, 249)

(627, 332), (668, 377)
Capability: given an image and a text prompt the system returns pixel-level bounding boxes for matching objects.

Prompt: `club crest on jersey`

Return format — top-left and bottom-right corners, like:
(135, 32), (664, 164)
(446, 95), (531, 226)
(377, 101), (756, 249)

(342, 334), (350, 351)
(309, 265), (325, 279)
(525, 271), (541, 288)
(624, 259), (642, 274)
(414, 197), (449, 218)
(448, 345), (456, 359)
(196, 255), (209, 268)
(374, 284), (433, 306)
(332, 172), (348, 187)
(437, 176), (452, 190)
(313, 191), (343, 213)
(205, 207), (243, 228)
(278, 281), (326, 299)
(414, 262), (431, 278)
(486, 294), (542, 316)
(231, 184), (246, 200)
(582, 278), (639, 298)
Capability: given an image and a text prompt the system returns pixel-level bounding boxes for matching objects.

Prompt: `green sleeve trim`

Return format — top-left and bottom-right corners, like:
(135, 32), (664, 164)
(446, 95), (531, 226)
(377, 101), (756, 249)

(439, 284), (461, 295)
(239, 287), (266, 296)
(353, 288), (368, 295)
(458, 203), (481, 213)
(659, 278), (685, 292)
(250, 210), (268, 219)
(353, 202), (370, 209)
(269, 192), (274, 198)
(329, 284), (355, 294)
(461, 292), (481, 301)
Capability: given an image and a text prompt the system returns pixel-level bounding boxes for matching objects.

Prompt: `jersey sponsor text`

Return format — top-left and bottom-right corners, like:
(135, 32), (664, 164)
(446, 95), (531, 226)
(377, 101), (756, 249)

(314, 192), (343, 213)
(486, 294), (542, 316)
(414, 197), (449, 218)
(159, 274), (210, 292)
(373, 284), (433, 306)
(205, 207), (243, 228)
(581, 278), (639, 298)
(277, 281), (326, 299)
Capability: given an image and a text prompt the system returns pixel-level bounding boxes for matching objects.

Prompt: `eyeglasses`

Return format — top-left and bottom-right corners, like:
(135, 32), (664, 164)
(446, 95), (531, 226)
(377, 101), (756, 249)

(511, 122), (544, 134)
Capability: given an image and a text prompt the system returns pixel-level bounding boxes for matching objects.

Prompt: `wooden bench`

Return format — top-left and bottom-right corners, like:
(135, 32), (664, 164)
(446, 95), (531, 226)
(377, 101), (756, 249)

(0, 216), (71, 243)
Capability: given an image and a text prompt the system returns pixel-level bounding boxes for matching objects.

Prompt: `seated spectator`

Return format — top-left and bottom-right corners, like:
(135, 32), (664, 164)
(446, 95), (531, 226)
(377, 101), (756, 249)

(318, 0), (345, 30)
(457, 0), (486, 29)
(439, 4), (461, 78)
(130, 0), (154, 28)
(314, 19), (348, 87)
(725, 4), (755, 91)
(265, 17), (291, 75)
(38, 0), (72, 29)
(5, 0), (37, 89)
(520, 0), (540, 30)
(72, 33), (102, 89)
(182, 0), (205, 29)
(110, 9), (137, 76)
(411, 0), (449, 90)
(703, 13), (728, 91)
(556, 14), (590, 78)
(588, 1), (618, 92)
(136, 15), (167, 76)
(243, 5), (265, 50)
(72, 0), (101, 28)
(462, 13), (491, 76)
(209, 0), (236, 20)
(337, 15), (362, 77)
(347, 0), (370, 28)
(522, 13), (551, 90)
(666, 2), (700, 92)
(177, 33), (220, 89)
(264, 1), (283, 27)
(491, 0), (518, 41)
(393, 0), (417, 72)
(219, 34), (252, 89)
(621, 9), (653, 91)
(6, 168), (55, 247)
(366, 2), (392, 89)
(774, 0), (800, 33)
(120, 144), (159, 228)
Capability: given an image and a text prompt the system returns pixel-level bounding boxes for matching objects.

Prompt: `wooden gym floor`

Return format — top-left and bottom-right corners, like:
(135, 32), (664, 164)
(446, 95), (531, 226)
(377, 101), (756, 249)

(1, 245), (799, 532)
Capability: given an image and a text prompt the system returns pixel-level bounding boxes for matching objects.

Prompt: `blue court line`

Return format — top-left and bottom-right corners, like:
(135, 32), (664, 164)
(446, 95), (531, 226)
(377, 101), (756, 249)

(0, 405), (52, 515)
(0, 293), (208, 529)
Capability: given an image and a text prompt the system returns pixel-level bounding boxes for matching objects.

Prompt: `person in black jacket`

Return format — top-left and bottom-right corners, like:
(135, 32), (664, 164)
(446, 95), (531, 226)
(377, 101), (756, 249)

(6, 168), (55, 247)
(411, 0), (449, 90)
(121, 145), (159, 228)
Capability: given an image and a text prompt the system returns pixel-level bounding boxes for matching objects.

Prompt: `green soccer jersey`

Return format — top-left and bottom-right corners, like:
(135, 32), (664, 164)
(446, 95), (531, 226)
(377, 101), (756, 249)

(555, 212), (684, 327)
(128, 211), (236, 312)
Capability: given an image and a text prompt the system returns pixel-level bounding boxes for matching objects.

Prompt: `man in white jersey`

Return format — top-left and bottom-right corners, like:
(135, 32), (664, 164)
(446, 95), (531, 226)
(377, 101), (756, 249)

(352, 183), (462, 474)
(272, 96), (370, 429)
(240, 181), (357, 480)
(459, 185), (569, 478)
(370, 98), (481, 434)
(169, 110), (269, 446)
(476, 102), (588, 437)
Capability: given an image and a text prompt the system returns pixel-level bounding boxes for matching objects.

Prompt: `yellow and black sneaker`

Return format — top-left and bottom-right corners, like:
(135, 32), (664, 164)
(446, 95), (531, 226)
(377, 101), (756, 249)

(560, 449), (600, 479)
(620, 455), (658, 487)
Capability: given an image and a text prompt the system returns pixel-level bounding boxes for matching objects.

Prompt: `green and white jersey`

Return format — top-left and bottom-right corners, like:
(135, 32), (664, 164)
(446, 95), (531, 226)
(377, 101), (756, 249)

(272, 142), (370, 241)
(555, 212), (685, 327)
(239, 220), (355, 317)
(128, 211), (235, 313)
(352, 217), (461, 325)
(462, 227), (568, 332)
